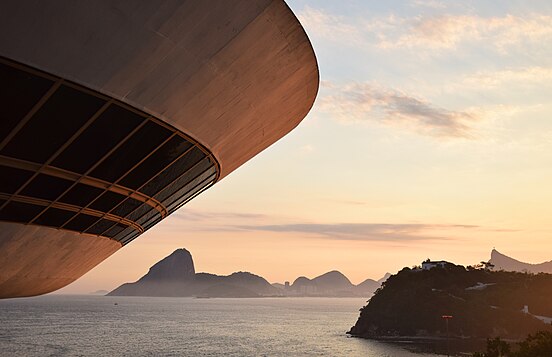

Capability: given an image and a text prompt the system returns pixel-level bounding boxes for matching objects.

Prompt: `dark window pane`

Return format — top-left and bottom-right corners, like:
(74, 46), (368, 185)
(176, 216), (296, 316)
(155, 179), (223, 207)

(103, 223), (127, 238)
(0, 62), (54, 143)
(119, 136), (192, 190)
(142, 215), (163, 231)
(154, 158), (214, 203)
(85, 219), (116, 235)
(115, 226), (136, 243)
(136, 209), (160, 228)
(1, 85), (105, 163)
(59, 183), (103, 207)
(140, 147), (205, 196)
(63, 213), (99, 232)
(167, 172), (216, 213)
(125, 203), (151, 222)
(88, 191), (126, 213)
(0, 166), (34, 194)
(89, 121), (171, 182)
(51, 105), (145, 174)
(0, 201), (44, 222)
(20, 174), (73, 201)
(34, 208), (75, 227)
(111, 197), (143, 217)
(121, 231), (140, 245)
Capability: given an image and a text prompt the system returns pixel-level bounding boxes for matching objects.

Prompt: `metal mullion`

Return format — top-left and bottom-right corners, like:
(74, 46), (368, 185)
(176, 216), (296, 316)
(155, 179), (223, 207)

(150, 155), (211, 201)
(118, 155), (210, 224)
(96, 144), (197, 233)
(132, 163), (213, 225)
(0, 56), (58, 81)
(97, 130), (182, 222)
(83, 131), (178, 235)
(0, 95), (108, 214)
(0, 219), (125, 242)
(116, 164), (213, 244)
(0, 155), (164, 215)
(166, 171), (216, 213)
(134, 144), (195, 195)
(58, 118), (150, 230)
(169, 175), (216, 213)
(148, 116), (215, 162)
(2, 194), (143, 234)
(50, 119), (148, 207)
(28, 100), (113, 225)
(0, 79), (62, 151)
(62, 127), (176, 234)
(122, 173), (216, 245)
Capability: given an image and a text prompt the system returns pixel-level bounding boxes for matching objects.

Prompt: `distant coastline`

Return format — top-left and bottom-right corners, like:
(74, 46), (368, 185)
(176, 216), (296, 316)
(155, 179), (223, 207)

(108, 248), (388, 298)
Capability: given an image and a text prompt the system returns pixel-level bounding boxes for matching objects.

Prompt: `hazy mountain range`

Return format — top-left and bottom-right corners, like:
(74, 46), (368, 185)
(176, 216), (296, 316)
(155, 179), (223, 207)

(108, 248), (388, 298)
(490, 249), (552, 274)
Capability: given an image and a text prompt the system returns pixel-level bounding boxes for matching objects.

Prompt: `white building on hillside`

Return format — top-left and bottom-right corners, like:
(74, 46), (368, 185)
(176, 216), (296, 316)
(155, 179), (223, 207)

(422, 260), (449, 270)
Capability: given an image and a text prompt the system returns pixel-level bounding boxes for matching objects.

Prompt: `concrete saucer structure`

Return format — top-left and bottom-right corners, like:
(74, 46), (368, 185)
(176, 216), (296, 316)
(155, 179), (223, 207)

(0, 1), (318, 298)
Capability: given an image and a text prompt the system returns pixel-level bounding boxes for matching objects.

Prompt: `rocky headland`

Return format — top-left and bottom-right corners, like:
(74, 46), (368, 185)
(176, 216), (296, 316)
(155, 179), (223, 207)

(348, 261), (552, 341)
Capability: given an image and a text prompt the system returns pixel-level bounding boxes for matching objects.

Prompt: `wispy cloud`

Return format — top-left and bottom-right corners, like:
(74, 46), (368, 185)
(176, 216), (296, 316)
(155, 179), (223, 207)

(297, 6), (362, 44)
(172, 209), (266, 222)
(168, 209), (514, 242)
(320, 82), (478, 138)
(235, 223), (477, 242)
(461, 67), (552, 89)
(409, 0), (446, 9)
(298, 7), (552, 54)
(383, 14), (552, 52)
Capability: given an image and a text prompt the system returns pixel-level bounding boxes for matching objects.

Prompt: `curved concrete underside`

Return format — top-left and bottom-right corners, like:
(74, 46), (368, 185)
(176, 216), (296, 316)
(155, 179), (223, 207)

(0, 1), (319, 298)
(0, 0), (319, 179)
(0, 222), (121, 298)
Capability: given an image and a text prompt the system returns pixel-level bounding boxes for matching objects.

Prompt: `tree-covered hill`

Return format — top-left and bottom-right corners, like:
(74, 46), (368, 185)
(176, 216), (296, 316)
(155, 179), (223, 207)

(348, 264), (552, 340)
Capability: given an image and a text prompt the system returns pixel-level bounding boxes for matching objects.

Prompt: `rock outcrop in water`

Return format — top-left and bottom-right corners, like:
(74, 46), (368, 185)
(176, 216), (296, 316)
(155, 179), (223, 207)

(108, 249), (279, 297)
(490, 249), (552, 274)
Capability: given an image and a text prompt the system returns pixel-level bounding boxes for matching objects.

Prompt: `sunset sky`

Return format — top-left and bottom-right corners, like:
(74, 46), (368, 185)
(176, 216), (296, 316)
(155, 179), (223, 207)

(60, 0), (552, 293)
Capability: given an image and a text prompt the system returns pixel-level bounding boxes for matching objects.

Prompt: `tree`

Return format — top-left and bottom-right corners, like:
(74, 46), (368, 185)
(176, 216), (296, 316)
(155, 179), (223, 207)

(473, 337), (510, 357)
(513, 331), (552, 357)
(473, 332), (552, 357)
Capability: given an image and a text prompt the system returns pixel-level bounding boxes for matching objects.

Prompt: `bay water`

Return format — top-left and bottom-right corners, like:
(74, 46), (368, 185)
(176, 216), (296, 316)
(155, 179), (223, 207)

(0, 295), (444, 356)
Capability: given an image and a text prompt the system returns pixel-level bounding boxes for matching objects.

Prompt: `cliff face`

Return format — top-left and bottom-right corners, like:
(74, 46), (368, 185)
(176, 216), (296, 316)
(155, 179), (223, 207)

(490, 249), (552, 274)
(108, 249), (279, 297)
(138, 249), (195, 283)
(349, 265), (552, 340)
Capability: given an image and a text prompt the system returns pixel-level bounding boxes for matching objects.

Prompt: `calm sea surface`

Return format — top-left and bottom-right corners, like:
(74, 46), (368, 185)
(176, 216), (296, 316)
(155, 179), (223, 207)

(0, 295), (444, 356)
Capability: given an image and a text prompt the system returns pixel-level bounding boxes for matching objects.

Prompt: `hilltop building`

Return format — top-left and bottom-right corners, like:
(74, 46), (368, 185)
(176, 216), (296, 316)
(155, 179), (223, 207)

(422, 260), (451, 270)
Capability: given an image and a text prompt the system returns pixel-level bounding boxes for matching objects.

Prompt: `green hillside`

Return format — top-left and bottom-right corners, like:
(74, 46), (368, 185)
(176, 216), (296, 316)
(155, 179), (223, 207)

(349, 264), (552, 339)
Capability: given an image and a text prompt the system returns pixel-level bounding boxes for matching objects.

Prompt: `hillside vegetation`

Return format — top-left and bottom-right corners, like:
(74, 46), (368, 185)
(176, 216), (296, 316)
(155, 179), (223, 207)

(349, 264), (552, 339)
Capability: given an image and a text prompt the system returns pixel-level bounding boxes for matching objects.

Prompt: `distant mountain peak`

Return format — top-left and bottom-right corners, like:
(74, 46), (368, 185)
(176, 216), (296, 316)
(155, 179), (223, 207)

(377, 273), (392, 284)
(108, 248), (279, 297)
(139, 248), (195, 283)
(489, 249), (552, 274)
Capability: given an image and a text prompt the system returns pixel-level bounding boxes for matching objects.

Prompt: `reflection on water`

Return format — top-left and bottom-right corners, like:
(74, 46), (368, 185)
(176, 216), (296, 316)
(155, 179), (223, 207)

(0, 295), (444, 356)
